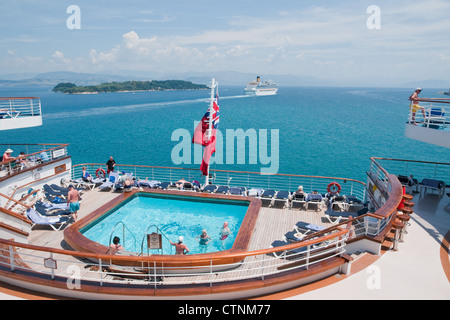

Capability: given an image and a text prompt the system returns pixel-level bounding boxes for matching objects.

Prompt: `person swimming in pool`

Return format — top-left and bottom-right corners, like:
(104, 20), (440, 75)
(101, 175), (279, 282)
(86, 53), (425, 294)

(196, 229), (212, 245)
(169, 236), (190, 255)
(220, 222), (231, 241)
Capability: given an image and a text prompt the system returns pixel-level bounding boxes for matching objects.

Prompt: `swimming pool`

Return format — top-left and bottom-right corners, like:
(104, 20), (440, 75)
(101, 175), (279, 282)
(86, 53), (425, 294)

(81, 193), (249, 255)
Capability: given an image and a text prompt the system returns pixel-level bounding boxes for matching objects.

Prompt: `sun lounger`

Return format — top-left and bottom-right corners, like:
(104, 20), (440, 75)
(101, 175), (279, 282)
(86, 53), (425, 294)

(202, 184), (217, 193)
(324, 207), (369, 224)
(155, 181), (171, 189)
(26, 208), (71, 231)
(424, 107), (445, 125)
(215, 185), (230, 194)
(295, 221), (326, 234)
(54, 183), (84, 195)
(291, 193), (306, 210)
(247, 188), (263, 197)
(330, 195), (347, 212)
(270, 240), (308, 258)
(420, 178), (446, 196)
(396, 175), (419, 193)
(43, 184), (66, 198)
(260, 189), (276, 207)
(71, 178), (96, 190)
(44, 192), (64, 204)
(283, 230), (306, 242)
(35, 202), (71, 216)
(306, 198), (322, 211)
(272, 190), (291, 208)
(98, 172), (122, 191)
(229, 187), (246, 196)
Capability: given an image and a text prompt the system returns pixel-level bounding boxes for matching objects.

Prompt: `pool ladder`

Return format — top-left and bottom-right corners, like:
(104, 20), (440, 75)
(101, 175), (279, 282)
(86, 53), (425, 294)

(108, 221), (173, 255)
(108, 221), (138, 254)
(140, 224), (173, 256)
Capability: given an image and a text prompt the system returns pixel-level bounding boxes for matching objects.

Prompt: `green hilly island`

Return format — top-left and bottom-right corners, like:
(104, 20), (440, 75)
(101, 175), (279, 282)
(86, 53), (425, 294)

(52, 80), (208, 94)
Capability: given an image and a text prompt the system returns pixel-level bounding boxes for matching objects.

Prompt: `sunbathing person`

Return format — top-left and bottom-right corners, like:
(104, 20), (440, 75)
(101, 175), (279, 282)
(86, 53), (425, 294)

(81, 166), (93, 182)
(176, 178), (188, 189)
(123, 178), (135, 192)
(306, 190), (322, 202)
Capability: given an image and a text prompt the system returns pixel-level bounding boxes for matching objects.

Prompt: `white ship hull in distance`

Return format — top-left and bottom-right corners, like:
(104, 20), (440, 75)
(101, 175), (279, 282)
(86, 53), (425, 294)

(244, 76), (278, 96)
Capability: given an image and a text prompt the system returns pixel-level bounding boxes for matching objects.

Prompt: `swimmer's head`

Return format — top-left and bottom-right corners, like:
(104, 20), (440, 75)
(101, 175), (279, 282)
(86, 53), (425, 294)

(202, 229), (207, 234)
(223, 222), (228, 227)
(178, 236), (184, 243)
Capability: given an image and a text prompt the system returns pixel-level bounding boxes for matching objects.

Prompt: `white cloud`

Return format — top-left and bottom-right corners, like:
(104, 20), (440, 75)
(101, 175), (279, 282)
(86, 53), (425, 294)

(52, 51), (71, 64)
(2, 1), (449, 84)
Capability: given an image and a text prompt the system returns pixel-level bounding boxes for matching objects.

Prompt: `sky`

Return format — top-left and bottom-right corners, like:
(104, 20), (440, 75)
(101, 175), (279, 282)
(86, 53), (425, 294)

(1, 0), (450, 86)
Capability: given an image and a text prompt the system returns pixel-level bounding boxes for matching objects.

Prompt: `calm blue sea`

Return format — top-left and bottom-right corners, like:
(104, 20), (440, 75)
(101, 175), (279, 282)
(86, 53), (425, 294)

(1, 84), (449, 183)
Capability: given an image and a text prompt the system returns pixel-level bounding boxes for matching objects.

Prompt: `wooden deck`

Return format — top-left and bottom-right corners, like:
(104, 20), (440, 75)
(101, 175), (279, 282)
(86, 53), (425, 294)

(18, 188), (339, 287)
(27, 187), (334, 251)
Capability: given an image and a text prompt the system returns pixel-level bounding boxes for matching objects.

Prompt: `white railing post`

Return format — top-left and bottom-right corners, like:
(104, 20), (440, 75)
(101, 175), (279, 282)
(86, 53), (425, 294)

(261, 254), (266, 281)
(98, 258), (103, 286)
(306, 245), (311, 270)
(210, 258), (214, 287)
(154, 261), (157, 290)
(8, 245), (15, 271)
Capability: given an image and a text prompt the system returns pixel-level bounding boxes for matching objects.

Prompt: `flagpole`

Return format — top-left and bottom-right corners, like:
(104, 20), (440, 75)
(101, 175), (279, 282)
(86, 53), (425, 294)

(205, 78), (216, 186)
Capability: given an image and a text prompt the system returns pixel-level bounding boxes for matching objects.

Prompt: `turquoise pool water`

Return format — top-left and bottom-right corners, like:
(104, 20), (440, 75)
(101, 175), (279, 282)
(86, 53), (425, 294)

(81, 193), (249, 255)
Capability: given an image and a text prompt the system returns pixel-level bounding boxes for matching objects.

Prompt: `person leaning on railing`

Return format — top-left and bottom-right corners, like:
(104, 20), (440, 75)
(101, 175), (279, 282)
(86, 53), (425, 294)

(409, 88), (426, 125)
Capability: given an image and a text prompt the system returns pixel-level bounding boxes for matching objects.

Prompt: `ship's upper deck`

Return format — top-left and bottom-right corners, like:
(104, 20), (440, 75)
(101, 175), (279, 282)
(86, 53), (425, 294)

(0, 97), (42, 131)
(405, 97), (450, 148)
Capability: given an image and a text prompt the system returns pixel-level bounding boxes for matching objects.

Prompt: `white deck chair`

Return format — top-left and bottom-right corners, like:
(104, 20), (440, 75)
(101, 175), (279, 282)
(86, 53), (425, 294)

(26, 208), (71, 231)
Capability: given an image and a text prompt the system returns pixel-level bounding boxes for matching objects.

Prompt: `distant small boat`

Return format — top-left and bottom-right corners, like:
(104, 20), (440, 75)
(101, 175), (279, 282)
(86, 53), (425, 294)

(244, 76), (278, 96)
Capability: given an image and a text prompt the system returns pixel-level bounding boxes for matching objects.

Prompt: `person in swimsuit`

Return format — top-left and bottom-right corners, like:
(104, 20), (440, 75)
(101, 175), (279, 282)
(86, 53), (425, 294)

(67, 184), (81, 221)
(409, 88), (426, 124)
(220, 222), (231, 241)
(170, 236), (190, 255)
(196, 229), (211, 245)
(81, 166), (93, 182)
(111, 236), (124, 251)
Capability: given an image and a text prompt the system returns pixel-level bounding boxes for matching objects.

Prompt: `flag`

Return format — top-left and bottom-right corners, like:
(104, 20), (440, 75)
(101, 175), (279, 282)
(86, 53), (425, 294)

(200, 136), (216, 175)
(194, 91), (219, 175)
(192, 97), (219, 146)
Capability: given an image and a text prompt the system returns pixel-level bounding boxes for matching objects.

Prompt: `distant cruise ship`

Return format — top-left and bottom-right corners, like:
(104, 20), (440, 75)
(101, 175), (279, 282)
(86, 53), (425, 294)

(244, 76), (278, 96)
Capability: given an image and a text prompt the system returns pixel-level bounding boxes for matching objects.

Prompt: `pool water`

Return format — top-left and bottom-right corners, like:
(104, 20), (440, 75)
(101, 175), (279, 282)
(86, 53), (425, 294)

(81, 193), (249, 255)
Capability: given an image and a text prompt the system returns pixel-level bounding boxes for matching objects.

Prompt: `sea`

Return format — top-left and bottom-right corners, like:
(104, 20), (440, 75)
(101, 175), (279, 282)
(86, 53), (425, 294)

(1, 84), (449, 183)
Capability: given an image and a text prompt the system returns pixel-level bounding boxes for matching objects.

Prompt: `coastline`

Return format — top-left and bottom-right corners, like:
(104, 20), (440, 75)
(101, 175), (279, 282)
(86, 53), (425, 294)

(64, 88), (209, 94)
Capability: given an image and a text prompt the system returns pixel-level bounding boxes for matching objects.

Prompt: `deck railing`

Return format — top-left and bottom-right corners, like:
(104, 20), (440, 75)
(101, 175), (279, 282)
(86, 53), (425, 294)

(0, 228), (348, 291)
(407, 97), (450, 129)
(0, 158), (405, 298)
(0, 143), (69, 178)
(72, 163), (367, 201)
(372, 157), (450, 187)
(0, 97), (41, 119)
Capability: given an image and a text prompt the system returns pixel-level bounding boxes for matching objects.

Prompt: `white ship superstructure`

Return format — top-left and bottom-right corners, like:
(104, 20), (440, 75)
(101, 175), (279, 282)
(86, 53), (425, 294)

(244, 76), (278, 96)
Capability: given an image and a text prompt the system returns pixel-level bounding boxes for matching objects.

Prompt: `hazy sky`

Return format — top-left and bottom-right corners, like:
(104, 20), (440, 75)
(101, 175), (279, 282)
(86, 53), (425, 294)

(1, 0), (450, 85)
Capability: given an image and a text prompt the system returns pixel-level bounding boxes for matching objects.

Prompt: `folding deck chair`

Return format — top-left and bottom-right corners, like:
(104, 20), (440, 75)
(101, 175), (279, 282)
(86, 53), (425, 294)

(324, 207), (369, 225)
(26, 208), (71, 231)
(260, 189), (276, 207)
(270, 240), (308, 259)
(214, 185), (230, 194)
(229, 187), (246, 196)
(272, 190), (291, 208)
(291, 193), (306, 210)
(202, 184), (217, 193)
(34, 202), (71, 217)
